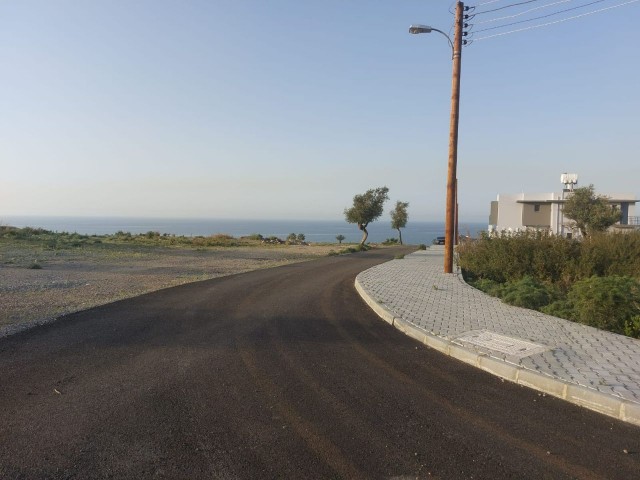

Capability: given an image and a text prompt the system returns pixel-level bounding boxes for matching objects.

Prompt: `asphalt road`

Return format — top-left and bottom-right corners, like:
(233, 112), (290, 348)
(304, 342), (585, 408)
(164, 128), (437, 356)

(1, 247), (639, 479)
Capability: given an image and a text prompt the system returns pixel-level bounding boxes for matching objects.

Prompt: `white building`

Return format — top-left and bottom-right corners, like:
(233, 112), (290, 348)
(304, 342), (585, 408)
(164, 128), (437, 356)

(488, 190), (638, 238)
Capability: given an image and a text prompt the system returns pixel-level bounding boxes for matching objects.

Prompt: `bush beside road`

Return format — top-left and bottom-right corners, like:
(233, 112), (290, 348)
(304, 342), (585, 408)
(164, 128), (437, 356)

(458, 231), (640, 338)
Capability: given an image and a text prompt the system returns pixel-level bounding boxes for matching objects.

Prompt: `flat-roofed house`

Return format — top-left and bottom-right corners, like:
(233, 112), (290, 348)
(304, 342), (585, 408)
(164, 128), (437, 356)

(489, 191), (638, 238)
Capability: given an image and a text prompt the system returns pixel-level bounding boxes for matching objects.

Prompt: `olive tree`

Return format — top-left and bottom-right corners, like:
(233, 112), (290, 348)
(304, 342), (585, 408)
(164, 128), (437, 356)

(344, 187), (389, 246)
(390, 201), (409, 245)
(563, 185), (621, 237)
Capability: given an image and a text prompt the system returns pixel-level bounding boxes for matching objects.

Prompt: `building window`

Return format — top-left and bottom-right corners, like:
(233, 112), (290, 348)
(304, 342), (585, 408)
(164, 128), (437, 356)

(534, 204), (541, 212)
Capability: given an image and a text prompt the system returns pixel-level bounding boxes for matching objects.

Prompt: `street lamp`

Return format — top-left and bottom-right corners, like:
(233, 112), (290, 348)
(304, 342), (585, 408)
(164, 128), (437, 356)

(408, 25), (454, 53)
(409, 1), (464, 274)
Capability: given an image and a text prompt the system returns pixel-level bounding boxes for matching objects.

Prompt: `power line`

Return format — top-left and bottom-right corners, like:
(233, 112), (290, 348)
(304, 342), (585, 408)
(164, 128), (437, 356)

(473, 0), (639, 41)
(473, 0), (608, 33)
(474, 0), (543, 15)
(475, 0), (573, 24)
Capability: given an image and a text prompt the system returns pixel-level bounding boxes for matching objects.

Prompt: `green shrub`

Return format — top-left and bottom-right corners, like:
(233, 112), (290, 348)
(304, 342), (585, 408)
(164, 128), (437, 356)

(382, 238), (399, 245)
(461, 230), (640, 285)
(3, 226), (53, 240)
(469, 278), (503, 297)
(499, 276), (553, 310)
(458, 230), (581, 285)
(458, 231), (640, 338)
(45, 239), (59, 250)
(529, 235), (581, 288)
(574, 232), (640, 279)
(114, 231), (132, 240)
(418, 244), (427, 250)
(285, 233), (306, 245)
(0, 225), (15, 237)
(541, 299), (575, 320)
(624, 316), (640, 339)
(564, 275), (640, 335)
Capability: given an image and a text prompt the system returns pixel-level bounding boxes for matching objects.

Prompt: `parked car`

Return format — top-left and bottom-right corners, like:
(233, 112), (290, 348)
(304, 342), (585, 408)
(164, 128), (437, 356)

(434, 236), (446, 245)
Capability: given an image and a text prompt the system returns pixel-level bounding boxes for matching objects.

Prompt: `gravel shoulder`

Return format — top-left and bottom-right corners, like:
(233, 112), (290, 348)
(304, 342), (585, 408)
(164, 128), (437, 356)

(0, 242), (338, 338)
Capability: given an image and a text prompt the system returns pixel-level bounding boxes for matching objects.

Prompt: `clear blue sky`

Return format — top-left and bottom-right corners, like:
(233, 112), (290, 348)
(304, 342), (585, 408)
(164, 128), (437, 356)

(1, 0), (638, 222)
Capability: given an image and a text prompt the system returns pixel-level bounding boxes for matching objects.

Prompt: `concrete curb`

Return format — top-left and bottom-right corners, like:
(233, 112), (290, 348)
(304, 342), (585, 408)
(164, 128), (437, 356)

(355, 276), (640, 428)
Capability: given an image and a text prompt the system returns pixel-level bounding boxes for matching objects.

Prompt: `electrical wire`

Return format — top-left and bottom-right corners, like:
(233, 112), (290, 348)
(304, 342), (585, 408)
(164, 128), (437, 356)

(475, 0), (573, 24)
(473, 0), (639, 41)
(474, 0), (542, 15)
(473, 0), (607, 33)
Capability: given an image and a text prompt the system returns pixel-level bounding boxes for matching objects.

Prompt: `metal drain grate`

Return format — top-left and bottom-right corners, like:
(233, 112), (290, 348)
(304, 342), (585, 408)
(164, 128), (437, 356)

(455, 330), (549, 359)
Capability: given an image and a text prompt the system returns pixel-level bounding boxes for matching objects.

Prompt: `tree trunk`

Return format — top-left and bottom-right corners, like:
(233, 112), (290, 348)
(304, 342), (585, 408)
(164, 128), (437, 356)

(397, 228), (403, 245)
(358, 223), (368, 246)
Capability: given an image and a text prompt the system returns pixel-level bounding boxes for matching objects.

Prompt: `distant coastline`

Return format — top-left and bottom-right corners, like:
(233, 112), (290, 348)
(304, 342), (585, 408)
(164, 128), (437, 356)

(1, 216), (487, 245)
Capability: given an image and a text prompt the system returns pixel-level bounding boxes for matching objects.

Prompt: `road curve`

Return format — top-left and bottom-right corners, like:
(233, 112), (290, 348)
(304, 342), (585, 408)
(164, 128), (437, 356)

(1, 247), (639, 479)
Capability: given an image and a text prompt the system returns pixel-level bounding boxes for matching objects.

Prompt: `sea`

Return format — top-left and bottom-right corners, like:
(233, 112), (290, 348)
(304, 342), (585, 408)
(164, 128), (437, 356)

(1, 216), (488, 246)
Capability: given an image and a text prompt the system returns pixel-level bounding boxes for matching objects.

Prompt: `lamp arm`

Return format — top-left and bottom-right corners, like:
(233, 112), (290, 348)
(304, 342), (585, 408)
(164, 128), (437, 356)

(430, 28), (454, 54)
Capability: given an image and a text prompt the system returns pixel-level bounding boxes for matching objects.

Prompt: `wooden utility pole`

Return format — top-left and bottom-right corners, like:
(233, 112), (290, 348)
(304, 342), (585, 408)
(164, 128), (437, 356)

(444, 1), (464, 273)
(455, 178), (459, 246)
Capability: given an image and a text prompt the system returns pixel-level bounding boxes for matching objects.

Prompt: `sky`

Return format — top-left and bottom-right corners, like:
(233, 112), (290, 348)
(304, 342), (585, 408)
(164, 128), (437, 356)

(1, 0), (638, 223)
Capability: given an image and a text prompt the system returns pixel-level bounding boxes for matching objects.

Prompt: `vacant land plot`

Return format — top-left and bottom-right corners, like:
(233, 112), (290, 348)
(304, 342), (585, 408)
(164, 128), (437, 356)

(0, 240), (338, 337)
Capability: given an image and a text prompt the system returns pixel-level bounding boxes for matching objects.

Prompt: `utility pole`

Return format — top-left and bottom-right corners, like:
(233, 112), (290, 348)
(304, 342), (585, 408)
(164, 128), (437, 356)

(455, 178), (459, 245)
(444, 1), (464, 273)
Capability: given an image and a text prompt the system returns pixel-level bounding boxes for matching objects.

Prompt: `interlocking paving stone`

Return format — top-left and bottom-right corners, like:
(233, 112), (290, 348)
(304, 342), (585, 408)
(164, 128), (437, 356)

(356, 247), (640, 406)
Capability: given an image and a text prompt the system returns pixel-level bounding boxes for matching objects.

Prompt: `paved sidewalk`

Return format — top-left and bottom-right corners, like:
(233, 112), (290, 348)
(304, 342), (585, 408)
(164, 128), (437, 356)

(355, 246), (640, 427)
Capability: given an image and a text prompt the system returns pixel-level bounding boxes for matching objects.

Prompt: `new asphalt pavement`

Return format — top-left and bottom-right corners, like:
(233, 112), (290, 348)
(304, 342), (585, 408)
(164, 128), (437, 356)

(1, 246), (639, 479)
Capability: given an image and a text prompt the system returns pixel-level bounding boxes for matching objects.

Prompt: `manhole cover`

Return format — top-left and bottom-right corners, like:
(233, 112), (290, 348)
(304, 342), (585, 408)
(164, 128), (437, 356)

(455, 330), (548, 358)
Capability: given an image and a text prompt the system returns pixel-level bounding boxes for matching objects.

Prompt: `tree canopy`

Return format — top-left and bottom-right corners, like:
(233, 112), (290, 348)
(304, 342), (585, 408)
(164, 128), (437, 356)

(344, 187), (389, 245)
(390, 201), (409, 245)
(562, 185), (621, 237)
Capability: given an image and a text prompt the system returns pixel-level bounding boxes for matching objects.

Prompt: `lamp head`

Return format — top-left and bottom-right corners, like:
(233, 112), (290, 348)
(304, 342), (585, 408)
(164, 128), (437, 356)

(409, 24), (433, 34)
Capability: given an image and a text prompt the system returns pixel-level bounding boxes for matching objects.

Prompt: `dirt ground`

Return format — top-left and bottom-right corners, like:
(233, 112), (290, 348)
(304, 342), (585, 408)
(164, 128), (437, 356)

(0, 242), (339, 338)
